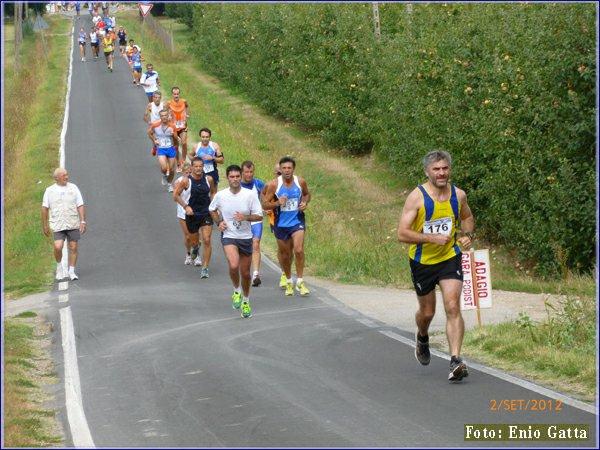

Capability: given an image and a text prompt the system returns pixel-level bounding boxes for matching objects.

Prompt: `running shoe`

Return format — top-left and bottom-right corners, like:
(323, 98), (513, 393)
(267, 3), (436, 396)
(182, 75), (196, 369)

(295, 281), (310, 296)
(241, 301), (252, 318)
(161, 174), (168, 185)
(279, 273), (287, 290)
(414, 331), (431, 366)
(184, 254), (192, 265)
(252, 274), (261, 287)
(194, 255), (202, 266)
(231, 291), (242, 310)
(285, 282), (294, 296)
(167, 183), (174, 193)
(448, 357), (469, 382)
(109, 67), (113, 72)
(200, 267), (209, 279)
(69, 271), (79, 281)
(55, 266), (65, 281)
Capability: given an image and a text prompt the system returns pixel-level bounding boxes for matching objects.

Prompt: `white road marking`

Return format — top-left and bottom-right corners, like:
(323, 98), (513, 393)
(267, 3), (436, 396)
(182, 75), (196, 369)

(59, 293), (69, 303)
(58, 23), (96, 446)
(378, 330), (596, 415)
(59, 23), (75, 277)
(60, 307), (95, 447)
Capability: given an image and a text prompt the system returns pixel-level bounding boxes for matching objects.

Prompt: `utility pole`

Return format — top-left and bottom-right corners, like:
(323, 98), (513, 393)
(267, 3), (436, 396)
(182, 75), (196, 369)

(372, 2), (381, 41)
(14, 2), (23, 71)
(24, 1), (29, 19)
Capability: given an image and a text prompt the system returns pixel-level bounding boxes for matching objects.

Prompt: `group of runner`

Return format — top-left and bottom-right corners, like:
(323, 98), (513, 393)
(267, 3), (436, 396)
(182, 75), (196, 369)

(142, 86), (312, 319)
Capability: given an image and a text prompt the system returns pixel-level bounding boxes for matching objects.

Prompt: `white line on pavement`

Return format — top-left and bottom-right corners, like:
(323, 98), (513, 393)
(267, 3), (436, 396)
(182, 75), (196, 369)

(57, 22), (96, 446)
(60, 307), (95, 447)
(59, 294), (69, 303)
(378, 330), (597, 415)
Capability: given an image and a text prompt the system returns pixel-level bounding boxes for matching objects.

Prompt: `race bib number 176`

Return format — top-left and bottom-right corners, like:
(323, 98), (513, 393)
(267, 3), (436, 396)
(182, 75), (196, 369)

(422, 217), (452, 236)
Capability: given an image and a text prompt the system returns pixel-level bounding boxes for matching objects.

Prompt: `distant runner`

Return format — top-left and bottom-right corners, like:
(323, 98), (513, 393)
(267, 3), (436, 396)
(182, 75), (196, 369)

(397, 150), (475, 382)
(148, 109), (179, 192)
(240, 160), (266, 287)
(174, 157), (217, 277)
(167, 87), (190, 170)
(116, 26), (127, 56)
(140, 63), (160, 102)
(89, 27), (100, 59)
(193, 128), (224, 187)
(78, 26), (87, 62)
(102, 31), (115, 72)
(262, 156), (311, 297)
(209, 165), (263, 318)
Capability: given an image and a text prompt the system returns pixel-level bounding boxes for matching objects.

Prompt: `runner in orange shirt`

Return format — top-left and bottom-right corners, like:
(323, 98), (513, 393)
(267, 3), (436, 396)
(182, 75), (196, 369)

(167, 86), (190, 171)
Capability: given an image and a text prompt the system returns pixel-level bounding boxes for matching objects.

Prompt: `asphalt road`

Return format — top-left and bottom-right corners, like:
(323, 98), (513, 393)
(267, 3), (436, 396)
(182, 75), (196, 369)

(53, 16), (597, 447)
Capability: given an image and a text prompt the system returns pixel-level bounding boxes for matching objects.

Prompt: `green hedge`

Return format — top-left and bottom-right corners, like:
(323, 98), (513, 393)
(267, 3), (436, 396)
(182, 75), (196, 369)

(173, 3), (596, 277)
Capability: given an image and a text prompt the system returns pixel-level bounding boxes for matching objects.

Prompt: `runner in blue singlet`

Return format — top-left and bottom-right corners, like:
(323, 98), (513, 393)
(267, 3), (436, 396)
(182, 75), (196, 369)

(262, 156), (312, 297)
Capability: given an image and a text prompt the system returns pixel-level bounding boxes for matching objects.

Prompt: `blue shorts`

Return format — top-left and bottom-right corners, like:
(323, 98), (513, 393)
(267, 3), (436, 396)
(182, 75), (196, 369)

(146, 92), (155, 101)
(273, 223), (305, 241)
(133, 67), (142, 73)
(157, 146), (177, 158)
(251, 222), (263, 240)
(221, 237), (253, 256)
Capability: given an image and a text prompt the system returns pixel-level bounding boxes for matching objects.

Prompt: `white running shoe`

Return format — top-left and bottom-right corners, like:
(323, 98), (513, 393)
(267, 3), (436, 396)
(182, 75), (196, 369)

(167, 183), (174, 193)
(161, 174), (168, 186)
(194, 255), (202, 266)
(184, 254), (193, 265)
(55, 266), (65, 281)
(69, 271), (79, 281)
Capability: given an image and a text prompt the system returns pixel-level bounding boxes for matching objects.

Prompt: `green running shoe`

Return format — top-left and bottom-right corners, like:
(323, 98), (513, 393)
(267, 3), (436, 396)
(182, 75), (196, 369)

(241, 301), (252, 318)
(295, 281), (310, 296)
(279, 273), (287, 290)
(285, 282), (294, 296)
(231, 291), (242, 310)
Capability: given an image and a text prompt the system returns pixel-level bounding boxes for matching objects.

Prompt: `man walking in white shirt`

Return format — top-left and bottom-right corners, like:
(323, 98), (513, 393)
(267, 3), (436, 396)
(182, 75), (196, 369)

(209, 165), (263, 318)
(41, 168), (87, 281)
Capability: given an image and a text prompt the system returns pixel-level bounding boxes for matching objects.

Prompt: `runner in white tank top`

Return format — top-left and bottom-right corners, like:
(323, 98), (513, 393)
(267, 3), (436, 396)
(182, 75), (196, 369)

(144, 91), (164, 124)
(173, 163), (195, 264)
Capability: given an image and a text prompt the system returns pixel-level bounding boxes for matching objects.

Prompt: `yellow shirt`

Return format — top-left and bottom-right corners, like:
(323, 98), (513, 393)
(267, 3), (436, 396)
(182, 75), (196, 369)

(408, 184), (461, 265)
(102, 36), (114, 52)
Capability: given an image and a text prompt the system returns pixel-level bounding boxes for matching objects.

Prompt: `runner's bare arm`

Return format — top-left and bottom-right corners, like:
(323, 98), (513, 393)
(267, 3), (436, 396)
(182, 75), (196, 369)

(213, 142), (224, 164)
(185, 100), (190, 118)
(143, 104), (151, 123)
(41, 206), (50, 237)
(298, 177), (311, 211)
(397, 189), (451, 246)
(261, 180), (279, 210)
(147, 127), (157, 145)
(456, 189), (475, 248)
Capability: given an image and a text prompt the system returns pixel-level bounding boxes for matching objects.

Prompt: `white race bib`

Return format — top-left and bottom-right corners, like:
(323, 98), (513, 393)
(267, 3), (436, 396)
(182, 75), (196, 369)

(203, 161), (214, 173)
(423, 217), (452, 236)
(158, 136), (171, 148)
(281, 198), (299, 212)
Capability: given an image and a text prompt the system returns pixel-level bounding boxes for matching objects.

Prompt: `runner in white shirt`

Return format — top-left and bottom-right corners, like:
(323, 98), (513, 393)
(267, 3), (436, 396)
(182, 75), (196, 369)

(140, 63), (160, 103)
(209, 164), (263, 318)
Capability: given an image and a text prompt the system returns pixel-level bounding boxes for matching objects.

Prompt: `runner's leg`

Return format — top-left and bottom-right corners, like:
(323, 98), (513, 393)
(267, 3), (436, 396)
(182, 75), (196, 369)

(291, 229), (306, 278)
(439, 278), (465, 357)
(223, 245), (241, 289)
(200, 224), (212, 268)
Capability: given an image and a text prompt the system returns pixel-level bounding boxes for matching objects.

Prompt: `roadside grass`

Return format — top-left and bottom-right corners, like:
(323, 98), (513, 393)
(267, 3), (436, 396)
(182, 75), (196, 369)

(3, 312), (63, 446)
(430, 295), (597, 402)
(120, 13), (595, 297)
(3, 16), (72, 299)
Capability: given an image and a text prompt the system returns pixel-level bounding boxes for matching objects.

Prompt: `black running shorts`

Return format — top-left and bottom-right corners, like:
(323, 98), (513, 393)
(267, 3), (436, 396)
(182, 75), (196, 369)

(185, 213), (213, 234)
(221, 237), (253, 256)
(409, 253), (463, 296)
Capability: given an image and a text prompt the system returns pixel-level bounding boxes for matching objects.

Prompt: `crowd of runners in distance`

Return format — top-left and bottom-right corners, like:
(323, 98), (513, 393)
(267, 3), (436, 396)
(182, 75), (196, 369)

(139, 68), (312, 319)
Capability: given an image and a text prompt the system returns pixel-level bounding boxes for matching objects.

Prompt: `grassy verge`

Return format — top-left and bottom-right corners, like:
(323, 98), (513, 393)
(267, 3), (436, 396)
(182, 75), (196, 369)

(121, 13), (595, 298)
(3, 16), (72, 299)
(432, 295), (597, 402)
(3, 312), (63, 446)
